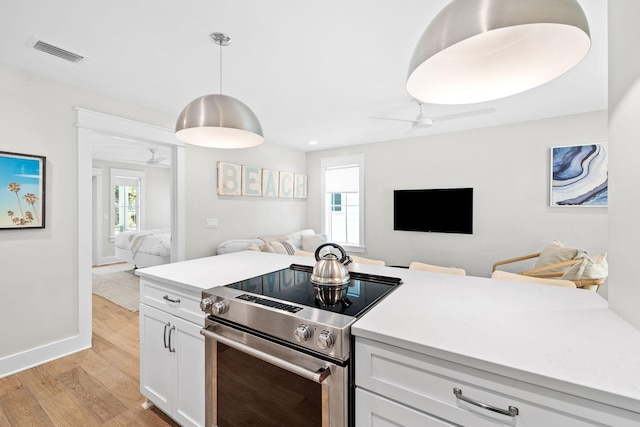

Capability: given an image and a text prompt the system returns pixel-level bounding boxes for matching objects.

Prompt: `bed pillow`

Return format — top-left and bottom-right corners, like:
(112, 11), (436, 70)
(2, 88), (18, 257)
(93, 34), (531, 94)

(301, 234), (328, 252)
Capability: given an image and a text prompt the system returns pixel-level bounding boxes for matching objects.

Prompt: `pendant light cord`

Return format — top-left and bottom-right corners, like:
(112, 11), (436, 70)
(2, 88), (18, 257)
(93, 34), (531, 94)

(211, 32), (230, 95)
(219, 41), (223, 95)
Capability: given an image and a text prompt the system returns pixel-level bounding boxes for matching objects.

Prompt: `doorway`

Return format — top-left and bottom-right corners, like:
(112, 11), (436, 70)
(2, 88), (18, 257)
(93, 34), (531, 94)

(77, 108), (185, 348)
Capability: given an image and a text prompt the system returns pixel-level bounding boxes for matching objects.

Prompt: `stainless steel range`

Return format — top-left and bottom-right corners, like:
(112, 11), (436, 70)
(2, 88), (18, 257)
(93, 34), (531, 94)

(200, 263), (402, 427)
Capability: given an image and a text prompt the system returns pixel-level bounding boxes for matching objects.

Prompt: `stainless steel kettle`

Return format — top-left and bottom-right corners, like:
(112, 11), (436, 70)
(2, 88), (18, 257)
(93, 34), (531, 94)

(310, 243), (353, 286)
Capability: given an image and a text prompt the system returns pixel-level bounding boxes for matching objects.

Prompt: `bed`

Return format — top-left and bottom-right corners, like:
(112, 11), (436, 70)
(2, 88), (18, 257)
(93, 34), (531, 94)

(114, 228), (171, 268)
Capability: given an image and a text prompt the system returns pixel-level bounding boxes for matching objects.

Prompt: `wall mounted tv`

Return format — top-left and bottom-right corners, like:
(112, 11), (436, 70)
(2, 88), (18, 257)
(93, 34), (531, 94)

(393, 188), (473, 234)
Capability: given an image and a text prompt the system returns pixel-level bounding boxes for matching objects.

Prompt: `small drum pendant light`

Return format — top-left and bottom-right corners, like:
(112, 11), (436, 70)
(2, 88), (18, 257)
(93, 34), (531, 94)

(175, 33), (264, 148)
(406, 0), (591, 105)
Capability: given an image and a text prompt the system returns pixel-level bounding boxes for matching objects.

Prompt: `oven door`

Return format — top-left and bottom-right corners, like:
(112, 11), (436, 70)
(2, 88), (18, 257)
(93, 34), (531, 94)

(201, 319), (348, 427)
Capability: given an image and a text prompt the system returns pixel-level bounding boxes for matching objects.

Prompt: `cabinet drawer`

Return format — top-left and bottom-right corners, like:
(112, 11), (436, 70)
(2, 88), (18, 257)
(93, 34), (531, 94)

(356, 388), (456, 427)
(356, 338), (640, 427)
(140, 279), (204, 325)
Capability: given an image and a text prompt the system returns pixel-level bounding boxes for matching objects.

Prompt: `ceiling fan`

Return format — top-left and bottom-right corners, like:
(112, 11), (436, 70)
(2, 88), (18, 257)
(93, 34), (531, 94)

(147, 148), (167, 165)
(370, 102), (496, 131)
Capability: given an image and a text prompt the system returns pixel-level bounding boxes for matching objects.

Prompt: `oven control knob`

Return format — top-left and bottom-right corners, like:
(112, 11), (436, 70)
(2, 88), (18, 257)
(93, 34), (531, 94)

(211, 300), (228, 315)
(200, 297), (215, 312)
(294, 324), (313, 342)
(317, 330), (335, 350)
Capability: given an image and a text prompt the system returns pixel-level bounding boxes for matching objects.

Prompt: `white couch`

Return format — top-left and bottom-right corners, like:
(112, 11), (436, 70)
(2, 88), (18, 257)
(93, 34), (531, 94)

(216, 229), (326, 255)
(216, 229), (386, 266)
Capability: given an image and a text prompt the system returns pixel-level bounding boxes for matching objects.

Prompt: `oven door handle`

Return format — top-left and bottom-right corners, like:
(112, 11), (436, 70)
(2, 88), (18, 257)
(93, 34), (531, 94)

(201, 326), (332, 384)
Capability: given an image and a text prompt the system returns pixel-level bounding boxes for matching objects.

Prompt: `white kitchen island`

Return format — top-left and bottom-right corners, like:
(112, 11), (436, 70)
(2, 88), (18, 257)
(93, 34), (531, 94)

(352, 266), (640, 426)
(136, 251), (640, 426)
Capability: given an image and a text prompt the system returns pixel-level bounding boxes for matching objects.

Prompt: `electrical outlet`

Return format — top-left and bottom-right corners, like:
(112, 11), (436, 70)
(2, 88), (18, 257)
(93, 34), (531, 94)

(205, 218), (218, 229)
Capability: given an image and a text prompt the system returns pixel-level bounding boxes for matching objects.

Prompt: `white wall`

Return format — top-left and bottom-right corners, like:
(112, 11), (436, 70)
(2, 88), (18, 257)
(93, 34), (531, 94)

(184, 144), (307, 260)
(92, 159), (171, 259)
(306, 111), (609, 280)
(608, 0), (640, 329)
(0, 62), (308, 375)
(0, 64), (177, 374)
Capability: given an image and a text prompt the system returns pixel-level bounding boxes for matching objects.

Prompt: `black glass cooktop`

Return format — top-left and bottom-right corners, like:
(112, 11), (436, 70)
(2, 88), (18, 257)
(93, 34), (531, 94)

(224, 264), (402, 317)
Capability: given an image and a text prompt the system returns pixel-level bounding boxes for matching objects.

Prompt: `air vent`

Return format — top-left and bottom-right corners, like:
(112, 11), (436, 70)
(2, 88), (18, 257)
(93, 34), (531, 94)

(32, 40), (84, 63)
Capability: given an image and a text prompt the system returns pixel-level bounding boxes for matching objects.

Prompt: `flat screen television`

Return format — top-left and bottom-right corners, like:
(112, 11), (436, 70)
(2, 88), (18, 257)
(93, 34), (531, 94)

(394, 188), (473, 234)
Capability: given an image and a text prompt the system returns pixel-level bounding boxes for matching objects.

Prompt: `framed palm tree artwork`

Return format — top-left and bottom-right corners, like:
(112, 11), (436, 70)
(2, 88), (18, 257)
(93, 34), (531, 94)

(0, 151), (46, 229)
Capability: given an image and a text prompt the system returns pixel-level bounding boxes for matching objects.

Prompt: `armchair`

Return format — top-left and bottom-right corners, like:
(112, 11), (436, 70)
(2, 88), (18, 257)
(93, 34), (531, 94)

(492, 241), (607, 291)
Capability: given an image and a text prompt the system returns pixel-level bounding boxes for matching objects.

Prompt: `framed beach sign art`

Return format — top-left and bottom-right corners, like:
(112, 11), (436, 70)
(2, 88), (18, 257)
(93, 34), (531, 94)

(550, 143), (608, 207)
(217, 161), (242, 196)
(0, 151), (46, 228)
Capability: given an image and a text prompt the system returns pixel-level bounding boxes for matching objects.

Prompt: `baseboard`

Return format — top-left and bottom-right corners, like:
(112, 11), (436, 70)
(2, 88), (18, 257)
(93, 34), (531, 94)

(96, 256), (118, 266)
(0, 334), (91, 378)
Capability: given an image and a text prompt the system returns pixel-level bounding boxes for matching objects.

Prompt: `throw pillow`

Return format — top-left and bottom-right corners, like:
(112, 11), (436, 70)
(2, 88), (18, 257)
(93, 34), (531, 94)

(281, 240), (296, 255)
(301, 234), (328, 252)
(247, 244), (261, 251)
(270, 241), (287, 255)
(270, 240), (297, 255)
(259, 243), (276, 253)
(562, 253), (609, 281)
(534, 240), (580, 273)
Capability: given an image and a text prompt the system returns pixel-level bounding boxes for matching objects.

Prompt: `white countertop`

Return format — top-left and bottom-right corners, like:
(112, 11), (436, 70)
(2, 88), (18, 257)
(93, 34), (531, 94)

(137, 251), (640, 414)
(352, 266), (640, 414)
(135, 251), (316, 292)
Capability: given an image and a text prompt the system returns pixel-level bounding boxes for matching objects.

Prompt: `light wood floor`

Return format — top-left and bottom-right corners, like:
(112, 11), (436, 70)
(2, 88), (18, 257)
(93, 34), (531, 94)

(0, 295), (179, 426)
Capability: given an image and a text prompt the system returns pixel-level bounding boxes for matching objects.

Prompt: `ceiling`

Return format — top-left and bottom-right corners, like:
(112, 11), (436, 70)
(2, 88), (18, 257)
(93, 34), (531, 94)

(0, 0), (607, 161)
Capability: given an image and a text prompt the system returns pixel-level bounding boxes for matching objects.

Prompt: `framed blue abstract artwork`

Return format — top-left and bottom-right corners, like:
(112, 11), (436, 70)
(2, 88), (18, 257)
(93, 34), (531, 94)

(550, 143), (608, 207)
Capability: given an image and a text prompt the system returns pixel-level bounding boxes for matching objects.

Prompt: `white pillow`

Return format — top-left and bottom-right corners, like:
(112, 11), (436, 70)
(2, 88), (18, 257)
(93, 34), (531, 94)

(259, 243), (276, 253)
(562, 253), (608, 280)
(247, 243), (261, 252)
(286, 229), (315, 249)
(301, 234), (327, 252)
(270, 240), (297, 255)
(534, 240), (580, 273)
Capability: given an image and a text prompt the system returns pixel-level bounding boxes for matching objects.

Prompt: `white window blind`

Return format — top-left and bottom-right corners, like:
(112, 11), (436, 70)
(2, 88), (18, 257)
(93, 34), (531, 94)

(325, 165), (359, 193)
(113, 176), (140, 187)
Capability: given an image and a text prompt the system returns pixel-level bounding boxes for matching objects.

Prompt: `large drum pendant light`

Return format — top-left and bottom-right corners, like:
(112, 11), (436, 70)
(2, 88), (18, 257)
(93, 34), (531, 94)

(406, 0), (591, 105)
(175, 33), (263, 148)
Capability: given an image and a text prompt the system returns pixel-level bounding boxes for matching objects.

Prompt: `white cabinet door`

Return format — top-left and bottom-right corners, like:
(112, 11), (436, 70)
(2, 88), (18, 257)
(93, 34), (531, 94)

(173, 314), (205, 427)
(140, 303), (204, 427)
(139, 303), (173, 415)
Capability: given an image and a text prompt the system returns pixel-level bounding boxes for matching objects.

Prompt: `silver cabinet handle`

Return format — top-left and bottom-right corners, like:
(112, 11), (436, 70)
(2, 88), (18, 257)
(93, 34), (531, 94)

(168, 326), (176, 353)
(163, 322), (170, 349)
(163, 295), (181, 304)
(453, 388), (519, 417)
(201, 326), (331, 384)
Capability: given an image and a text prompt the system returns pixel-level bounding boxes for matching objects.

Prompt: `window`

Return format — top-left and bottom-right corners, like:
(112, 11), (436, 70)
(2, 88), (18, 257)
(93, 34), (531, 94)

(110, 169), (145, 239)
(114, 183), (138, 234)
(320, 154), (365, 252)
